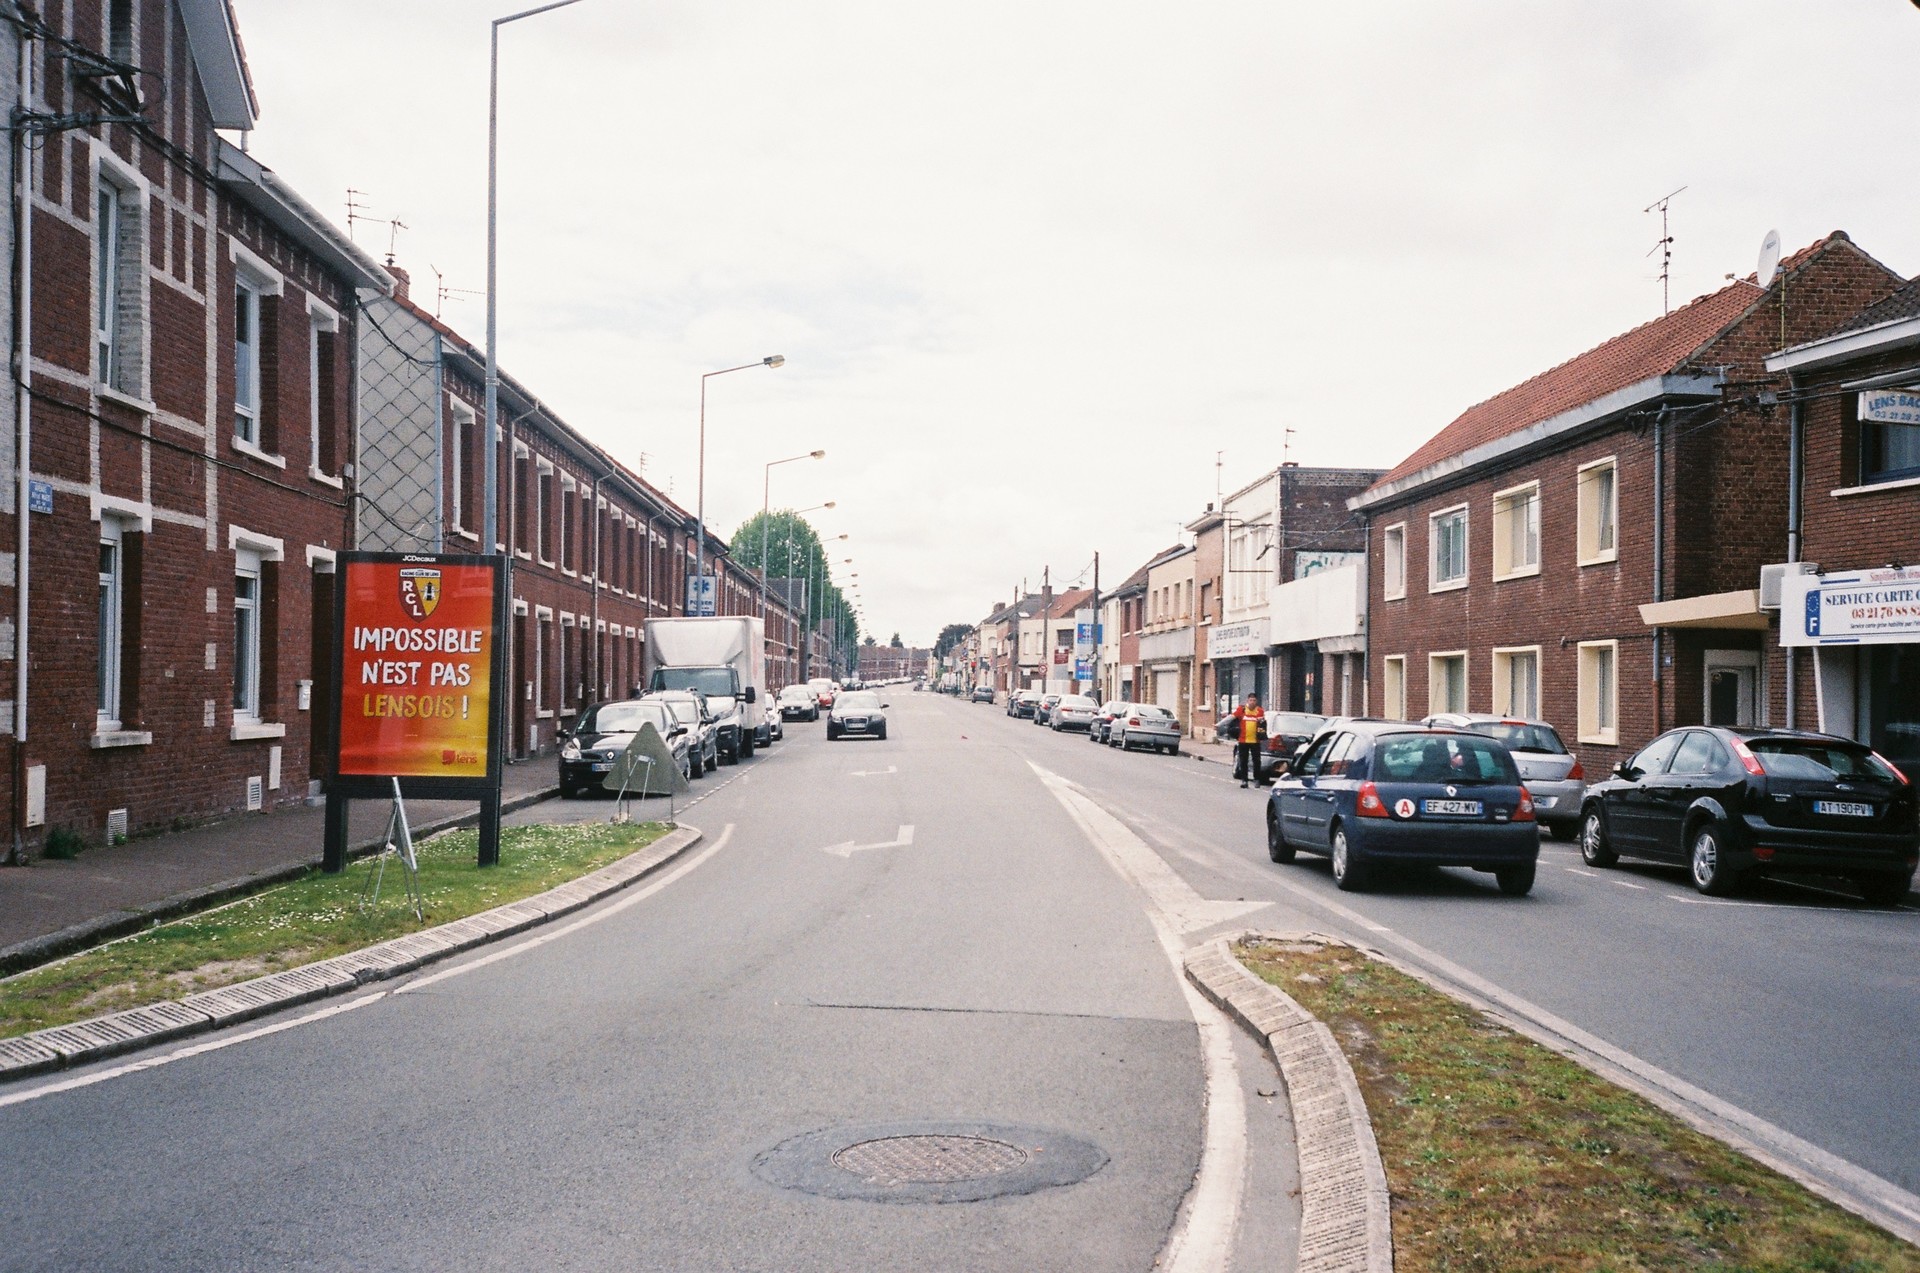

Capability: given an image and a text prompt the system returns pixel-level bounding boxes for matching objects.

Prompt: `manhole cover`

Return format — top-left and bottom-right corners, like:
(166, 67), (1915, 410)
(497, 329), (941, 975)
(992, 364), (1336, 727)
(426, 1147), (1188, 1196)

(832, 1134), (1028, 1184)
(753, 1120), (1107, 1204)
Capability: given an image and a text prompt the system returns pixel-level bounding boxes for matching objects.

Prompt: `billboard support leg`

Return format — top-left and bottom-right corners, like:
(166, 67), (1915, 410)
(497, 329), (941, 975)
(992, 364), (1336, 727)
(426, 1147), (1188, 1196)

(478, 788), (501, 867)
(323, 792), (349, 874)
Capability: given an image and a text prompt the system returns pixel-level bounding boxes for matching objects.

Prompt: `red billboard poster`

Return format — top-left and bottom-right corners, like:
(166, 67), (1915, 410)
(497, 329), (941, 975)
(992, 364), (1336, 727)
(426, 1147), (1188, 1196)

(335, 555), (500, 779)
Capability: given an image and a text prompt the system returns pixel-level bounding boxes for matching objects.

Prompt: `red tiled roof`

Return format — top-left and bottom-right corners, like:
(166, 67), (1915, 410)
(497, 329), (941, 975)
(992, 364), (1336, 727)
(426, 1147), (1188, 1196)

(1369, 235), (1852, 491)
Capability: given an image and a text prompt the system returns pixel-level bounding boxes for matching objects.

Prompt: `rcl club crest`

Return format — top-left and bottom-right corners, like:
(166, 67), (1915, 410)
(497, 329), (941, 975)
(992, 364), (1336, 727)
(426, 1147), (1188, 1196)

(399, 566), (442, 619)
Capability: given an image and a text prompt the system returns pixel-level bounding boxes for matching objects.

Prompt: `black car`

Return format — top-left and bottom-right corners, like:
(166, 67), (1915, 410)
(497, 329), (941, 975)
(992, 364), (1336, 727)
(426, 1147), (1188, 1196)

(1578, 727), (1918, 904)
(558, 699), (693, 797)
(1007, 690), (1041, 719)
(1215, 710), (1327, 782)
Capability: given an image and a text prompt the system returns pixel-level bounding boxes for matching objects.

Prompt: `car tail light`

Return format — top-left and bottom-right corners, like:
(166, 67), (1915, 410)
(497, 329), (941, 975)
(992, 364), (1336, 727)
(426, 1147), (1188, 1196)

(1514, 788), (1536, 822)
(1567, 760), (1584, 781)
(1128, 717), (1142, 727)
(1357, 781), (1389, 818)
(1873, 751), (1910, 785)
(1730, 737), (1765, 777)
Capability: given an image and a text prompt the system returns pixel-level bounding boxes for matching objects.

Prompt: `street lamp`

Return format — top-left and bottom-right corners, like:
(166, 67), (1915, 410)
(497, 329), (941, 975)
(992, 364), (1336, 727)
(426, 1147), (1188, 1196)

(761, 449), (824, 616)
(486, 0), (588, 551)
(693, 355), (785, 611)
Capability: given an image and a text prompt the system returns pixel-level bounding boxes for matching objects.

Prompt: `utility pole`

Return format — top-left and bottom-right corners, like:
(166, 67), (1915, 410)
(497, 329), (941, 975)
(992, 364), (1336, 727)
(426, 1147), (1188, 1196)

(1090, 551), (1101, 702)
(1041, 565), (1052, 695)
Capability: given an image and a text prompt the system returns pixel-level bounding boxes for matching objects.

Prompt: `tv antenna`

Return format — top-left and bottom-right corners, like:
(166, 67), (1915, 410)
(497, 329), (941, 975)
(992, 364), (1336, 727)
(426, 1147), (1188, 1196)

(1644, 186), (1686, 314)
(428, 264), (484, 319)
(344, 189), (407, 266)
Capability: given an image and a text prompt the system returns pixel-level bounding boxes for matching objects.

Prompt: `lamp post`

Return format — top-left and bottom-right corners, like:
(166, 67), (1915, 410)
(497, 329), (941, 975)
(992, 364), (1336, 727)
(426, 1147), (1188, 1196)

(760, 449), (824, 616)
(692, 355), (784, 612)
(486, 0), (587, 552)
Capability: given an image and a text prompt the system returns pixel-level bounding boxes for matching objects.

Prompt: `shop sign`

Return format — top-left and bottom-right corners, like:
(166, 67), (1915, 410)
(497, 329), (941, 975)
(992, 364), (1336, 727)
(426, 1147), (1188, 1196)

(333, 553), (504, 782)
(1780, 565), (1920, 647)
(1207, 618), (1270, 660)
(1294, 550), (1363, 578)
(1859, 388), (1920, 426)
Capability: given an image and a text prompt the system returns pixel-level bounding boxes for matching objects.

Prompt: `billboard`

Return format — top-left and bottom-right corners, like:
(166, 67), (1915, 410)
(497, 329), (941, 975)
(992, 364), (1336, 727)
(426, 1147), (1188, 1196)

(332, 553), (505, 788)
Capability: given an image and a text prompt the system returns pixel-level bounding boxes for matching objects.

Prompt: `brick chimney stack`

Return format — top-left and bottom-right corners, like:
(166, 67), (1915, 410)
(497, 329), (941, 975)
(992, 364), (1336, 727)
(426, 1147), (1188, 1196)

(388, 265), (410, 304)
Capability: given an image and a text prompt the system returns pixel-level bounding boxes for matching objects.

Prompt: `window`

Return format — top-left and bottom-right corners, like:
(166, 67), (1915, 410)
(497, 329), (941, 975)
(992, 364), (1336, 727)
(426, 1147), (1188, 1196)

(1383, 654), (1406, 719)
(535, 610), (552, 714)
(536, 465), (554, 564)
(108, 0), (134, 61)
(512, 449), (531, 556)
(560, 483), (576, 571)
(1382, 524), (1406, 600)
(234, 279), (262, 445)
(1577, 457), (1617, 564)
(306, 301), (340, 479)
(1491, 647), (1540, 719)
(1491, 482), (1540, 579)
(1429, 505), (1468, 590)
(1578, 640), (1618, 744)
(1428, 651), (1467, 715)
(98, 521), (124, 726)
(234, 549), (262, 720)
(449, 401), (473, 532)
(96, 185), (120, 387)
(1670, 731), (1730, 776)
(1629, 731), (1683, 776)
(1860, 398), (1920, 485)
(93, 159), (149, 399)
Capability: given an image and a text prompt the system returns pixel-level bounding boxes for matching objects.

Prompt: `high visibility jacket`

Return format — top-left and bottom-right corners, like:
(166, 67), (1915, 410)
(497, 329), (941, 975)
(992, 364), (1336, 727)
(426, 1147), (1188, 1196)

(1235, 706), (1264, 744)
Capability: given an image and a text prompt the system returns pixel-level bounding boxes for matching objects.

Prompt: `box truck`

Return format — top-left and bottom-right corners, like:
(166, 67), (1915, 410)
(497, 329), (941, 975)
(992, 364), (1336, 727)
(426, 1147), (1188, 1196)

(642, 616), (767, 762)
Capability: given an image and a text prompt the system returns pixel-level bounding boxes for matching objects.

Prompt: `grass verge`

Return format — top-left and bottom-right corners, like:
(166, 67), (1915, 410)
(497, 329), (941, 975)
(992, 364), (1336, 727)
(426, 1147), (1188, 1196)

(0, 821), (668, 1039)
(1234, 936), (1918, 1272)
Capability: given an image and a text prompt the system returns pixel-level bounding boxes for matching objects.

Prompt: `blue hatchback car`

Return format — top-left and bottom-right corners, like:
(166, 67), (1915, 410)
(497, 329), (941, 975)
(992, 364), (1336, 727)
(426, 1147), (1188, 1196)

(1265, 724), (1540, 894)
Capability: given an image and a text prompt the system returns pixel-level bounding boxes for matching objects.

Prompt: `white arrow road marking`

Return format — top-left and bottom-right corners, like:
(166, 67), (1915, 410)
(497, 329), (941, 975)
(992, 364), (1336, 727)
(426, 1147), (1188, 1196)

(821, 824), (915, 858)
(849, 766), (898, 777)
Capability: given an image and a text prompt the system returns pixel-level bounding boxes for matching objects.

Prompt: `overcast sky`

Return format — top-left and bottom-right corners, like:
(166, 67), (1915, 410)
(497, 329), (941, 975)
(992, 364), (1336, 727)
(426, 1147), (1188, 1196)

(240, 1), (1920, 644)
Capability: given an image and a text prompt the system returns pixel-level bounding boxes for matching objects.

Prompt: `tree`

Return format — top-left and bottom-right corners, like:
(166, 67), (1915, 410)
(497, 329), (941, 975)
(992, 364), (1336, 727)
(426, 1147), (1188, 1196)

(863, 634), (878, 647)
(889, 633), (903, 648)
(934, 623), (973, 658)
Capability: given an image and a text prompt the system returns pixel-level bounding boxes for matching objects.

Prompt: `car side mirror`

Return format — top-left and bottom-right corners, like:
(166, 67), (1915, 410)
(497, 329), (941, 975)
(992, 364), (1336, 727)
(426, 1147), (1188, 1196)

(882, 703), (891, 709)
(743, 686), (757, 704)
(669, 725), (687, 739)
(1613, 761), (1638, 780)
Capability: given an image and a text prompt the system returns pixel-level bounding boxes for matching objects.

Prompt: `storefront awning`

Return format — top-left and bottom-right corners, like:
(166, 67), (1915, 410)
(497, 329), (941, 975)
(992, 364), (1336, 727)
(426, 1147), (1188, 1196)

(1638, 590), (1769, 631)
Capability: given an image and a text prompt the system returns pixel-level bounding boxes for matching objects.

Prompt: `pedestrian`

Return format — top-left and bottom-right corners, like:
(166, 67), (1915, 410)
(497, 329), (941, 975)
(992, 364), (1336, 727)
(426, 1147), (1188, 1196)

(1230, 693), (1266, 788)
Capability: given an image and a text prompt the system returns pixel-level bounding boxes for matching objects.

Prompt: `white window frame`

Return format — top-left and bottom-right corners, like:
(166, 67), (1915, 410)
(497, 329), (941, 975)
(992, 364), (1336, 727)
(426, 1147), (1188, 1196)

(534, 606), (553, 718)
(1382, 523), (1406, 600)
(1428, 650), (1468, 716)
(1490, 645), (1541, 719)
(95, 183), (120, 390)
(98, 518), (125, 729)
(306, 295), (340, 484)
(1428, 504), (1469, 592)
(1577, 456), (1618, 566)
(1577, 639), (1619, 745)
(536, 459), (555, 567)
(449, 399), (476, 535)
(93, 146), (151, 404)
(230, 241), (284, 455)
(1382, 654), (1407, 720)
(1491, 480), (1541, 581)
(233, 547), (263, 723)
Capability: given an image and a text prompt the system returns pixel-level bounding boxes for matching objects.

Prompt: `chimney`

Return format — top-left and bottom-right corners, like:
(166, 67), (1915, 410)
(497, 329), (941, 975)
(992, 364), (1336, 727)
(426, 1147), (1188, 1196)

(388, 265), (410, 304)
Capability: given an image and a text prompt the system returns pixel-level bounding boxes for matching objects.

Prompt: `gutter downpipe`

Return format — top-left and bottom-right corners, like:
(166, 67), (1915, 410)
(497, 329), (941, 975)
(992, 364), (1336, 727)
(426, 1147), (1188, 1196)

(1785, 377), (1803, 730)
(1651, 407), (1667, 737)
(9, 25), (31, 864)
(588, 472), (601, 700)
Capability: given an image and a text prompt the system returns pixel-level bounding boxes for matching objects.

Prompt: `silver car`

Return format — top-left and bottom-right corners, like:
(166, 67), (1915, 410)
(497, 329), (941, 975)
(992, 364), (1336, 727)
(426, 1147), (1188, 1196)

(1108, 702), (1182, 754)
(1422, 713), (1586, 838)
(1050, 694), (1100, 732)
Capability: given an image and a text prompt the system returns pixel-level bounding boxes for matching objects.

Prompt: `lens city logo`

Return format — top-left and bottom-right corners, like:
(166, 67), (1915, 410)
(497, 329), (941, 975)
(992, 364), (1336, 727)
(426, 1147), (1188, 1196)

(399, 567), (442, 620)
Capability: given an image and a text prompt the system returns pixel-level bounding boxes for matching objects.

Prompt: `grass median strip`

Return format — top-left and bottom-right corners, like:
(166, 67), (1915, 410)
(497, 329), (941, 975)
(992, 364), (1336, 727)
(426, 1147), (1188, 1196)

(0, 821), (668, 1040)
(1234, 936), (1918, 1272)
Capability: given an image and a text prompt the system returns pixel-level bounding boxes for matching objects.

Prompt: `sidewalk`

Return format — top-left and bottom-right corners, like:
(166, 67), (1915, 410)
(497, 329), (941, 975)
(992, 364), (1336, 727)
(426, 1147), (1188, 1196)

(0, 760), (559, 970)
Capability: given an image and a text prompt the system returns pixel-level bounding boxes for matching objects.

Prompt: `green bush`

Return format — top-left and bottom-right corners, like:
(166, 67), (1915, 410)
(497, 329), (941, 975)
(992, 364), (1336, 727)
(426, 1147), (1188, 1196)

(41, 826), (87, 860)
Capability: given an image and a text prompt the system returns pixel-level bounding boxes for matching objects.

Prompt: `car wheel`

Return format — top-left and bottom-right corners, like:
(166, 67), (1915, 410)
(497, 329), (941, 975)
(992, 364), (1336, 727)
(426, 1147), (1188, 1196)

(1266, 807), (1295, 864)
(1688, 820), (1740, 896)
(1855, 873), (1910, 908)
(1330, 824), (1368, 892)
(1579, 806), (1617, 867)
(1167, 745), (1180, 757)
(705, 749), (717, 774)
(1494, 862), (1536, 897)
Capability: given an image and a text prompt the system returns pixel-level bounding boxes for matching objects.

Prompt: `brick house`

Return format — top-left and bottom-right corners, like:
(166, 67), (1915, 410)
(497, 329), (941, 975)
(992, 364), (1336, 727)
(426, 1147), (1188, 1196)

(1259, 465), (1382, 715)
(1099, 559), (1154, 704)
(1764, 277), (1920, 774)
(1185, 508), (1226, 738)
(1352, 234), (1901, 795)
(1140, 545), (1197, 730)
(5, 0), (394, 850)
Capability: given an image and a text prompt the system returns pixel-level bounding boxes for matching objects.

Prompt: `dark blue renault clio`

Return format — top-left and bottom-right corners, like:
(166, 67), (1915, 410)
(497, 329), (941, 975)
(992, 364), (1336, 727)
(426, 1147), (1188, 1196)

(1265, 723), (1540, 894)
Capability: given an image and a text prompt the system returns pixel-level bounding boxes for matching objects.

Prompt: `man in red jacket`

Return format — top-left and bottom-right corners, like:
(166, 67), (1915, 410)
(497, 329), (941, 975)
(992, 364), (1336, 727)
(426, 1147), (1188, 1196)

(1231, 694), (1266, 788)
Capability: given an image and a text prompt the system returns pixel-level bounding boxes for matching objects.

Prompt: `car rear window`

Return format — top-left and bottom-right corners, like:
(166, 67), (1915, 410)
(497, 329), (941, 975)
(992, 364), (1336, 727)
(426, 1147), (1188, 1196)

(1129, 705), (1173, 720)
(1374, 734), (1519, 783)
(1058, 695), (1095, 708)
(1466, 722), (1566, 754)
(1269, 713), (1326, 735)
(589, 702), (668, 734)
(1747, 739), (1902, 782)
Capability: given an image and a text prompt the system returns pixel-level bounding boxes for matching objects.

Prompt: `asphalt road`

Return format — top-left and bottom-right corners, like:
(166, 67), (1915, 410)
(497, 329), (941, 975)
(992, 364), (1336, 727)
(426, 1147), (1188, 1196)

(977, 691), (1920, 1203)
(0, 693), (1303, 1272)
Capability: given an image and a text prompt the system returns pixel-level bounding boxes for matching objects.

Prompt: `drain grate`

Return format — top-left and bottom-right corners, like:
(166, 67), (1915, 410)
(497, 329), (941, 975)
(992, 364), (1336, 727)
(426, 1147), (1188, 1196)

(832, 1134), (1028, 1185)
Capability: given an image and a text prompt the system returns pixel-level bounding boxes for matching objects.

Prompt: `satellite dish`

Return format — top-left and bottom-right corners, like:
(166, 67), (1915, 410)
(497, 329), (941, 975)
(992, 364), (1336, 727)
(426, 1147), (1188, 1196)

(1757, 229), (1782, 289)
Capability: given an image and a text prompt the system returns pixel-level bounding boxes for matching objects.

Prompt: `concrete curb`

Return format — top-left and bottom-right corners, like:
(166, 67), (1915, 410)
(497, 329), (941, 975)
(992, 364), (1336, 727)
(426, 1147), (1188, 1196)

(0, 784), (560, 978)
(1184, 933), (1394, 1273)
(0, 821), (703, 1084)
